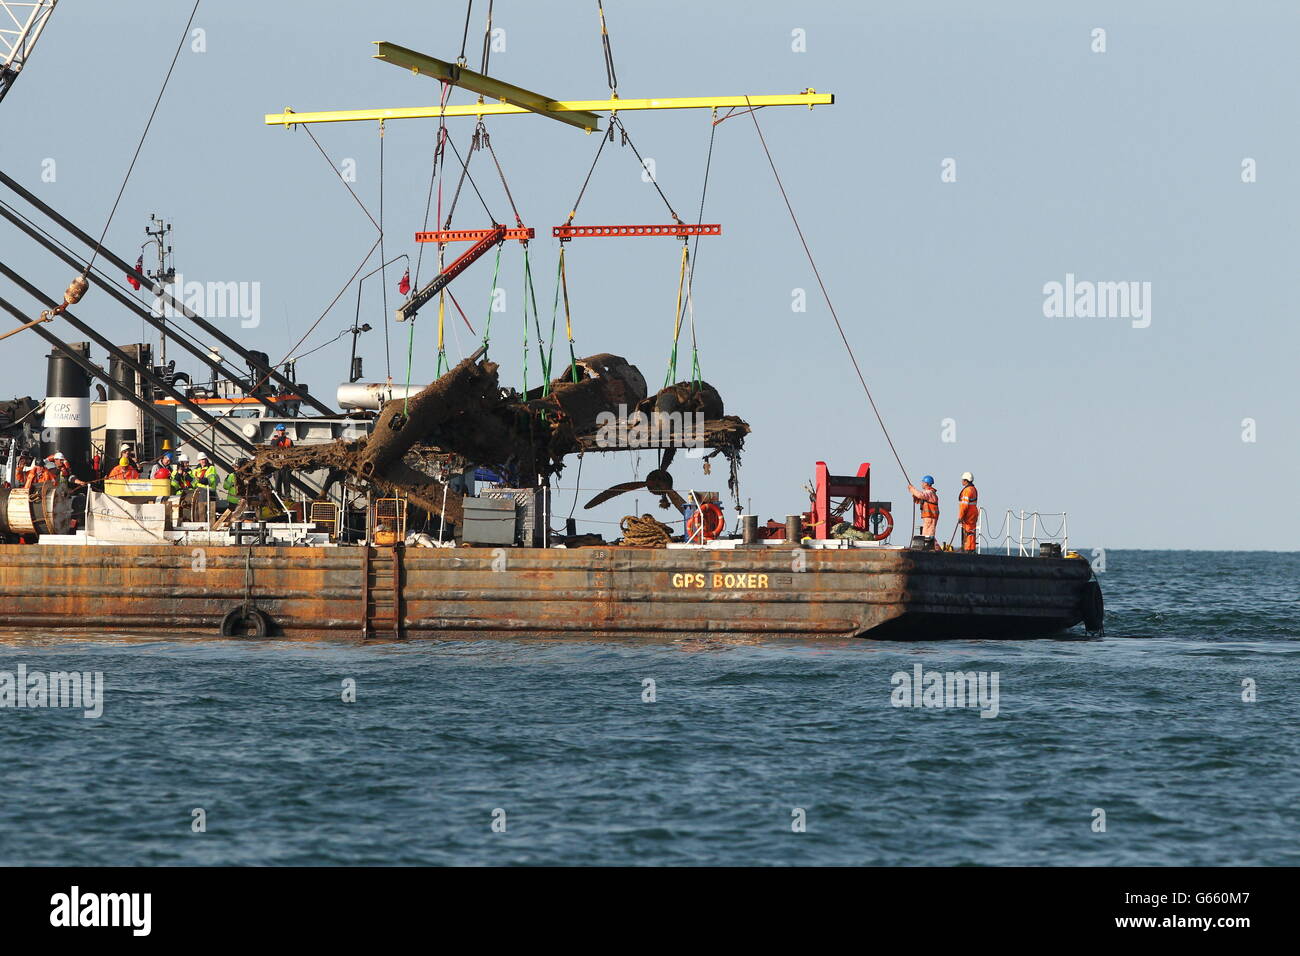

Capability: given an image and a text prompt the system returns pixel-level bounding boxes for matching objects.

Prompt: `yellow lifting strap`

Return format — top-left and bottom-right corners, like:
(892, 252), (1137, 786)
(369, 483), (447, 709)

(559, 246), (574, 345)
(435, 246), (448, 375)
(437, 292), (446, 351)
(663, 241), (690, 386)
(671, 241), (689, 346)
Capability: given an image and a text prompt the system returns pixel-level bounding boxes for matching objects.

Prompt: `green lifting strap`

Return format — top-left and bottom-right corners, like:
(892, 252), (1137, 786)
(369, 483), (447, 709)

(402, 312), (417, 415)
(664, 344), (702, 390)
(548, 254), (562, 388)
(480, 240), (504, 359)
(551, 245), (581, 384)
(521, 246), (549, 397)
(663, 242), (690, 388)
(520, 259), (529, 396)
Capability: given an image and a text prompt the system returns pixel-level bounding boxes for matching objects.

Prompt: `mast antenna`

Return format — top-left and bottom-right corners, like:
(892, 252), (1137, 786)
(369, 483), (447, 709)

(143, 214), (176, 366)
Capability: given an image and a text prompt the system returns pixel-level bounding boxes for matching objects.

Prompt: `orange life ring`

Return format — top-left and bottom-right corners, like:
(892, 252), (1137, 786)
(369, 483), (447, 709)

(868, 506), (894, 539)
(686, 502), (726, 541)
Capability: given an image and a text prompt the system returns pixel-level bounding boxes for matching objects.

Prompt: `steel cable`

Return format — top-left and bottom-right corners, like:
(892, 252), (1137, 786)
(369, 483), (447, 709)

(85, 0), (203, 275)
(745, 97), (911, 485)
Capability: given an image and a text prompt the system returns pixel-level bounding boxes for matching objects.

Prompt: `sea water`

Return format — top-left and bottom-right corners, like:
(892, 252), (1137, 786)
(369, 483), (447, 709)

(0, 549), (1294, 865)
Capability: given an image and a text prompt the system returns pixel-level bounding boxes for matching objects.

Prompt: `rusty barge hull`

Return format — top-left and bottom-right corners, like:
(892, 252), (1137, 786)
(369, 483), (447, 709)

(0, 544), (1093, 641)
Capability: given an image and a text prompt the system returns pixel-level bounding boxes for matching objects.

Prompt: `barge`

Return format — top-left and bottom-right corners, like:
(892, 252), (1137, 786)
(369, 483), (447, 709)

(0, 3), (1104, 642)
(0, 542), (1100, 642)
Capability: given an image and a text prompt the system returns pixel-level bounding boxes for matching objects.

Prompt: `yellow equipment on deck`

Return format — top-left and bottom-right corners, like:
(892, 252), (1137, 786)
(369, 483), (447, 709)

(103, 478), (173, 501)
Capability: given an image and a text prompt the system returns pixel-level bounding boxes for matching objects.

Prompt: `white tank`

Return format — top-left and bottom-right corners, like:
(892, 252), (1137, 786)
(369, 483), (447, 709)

(336, 382), (427, 411)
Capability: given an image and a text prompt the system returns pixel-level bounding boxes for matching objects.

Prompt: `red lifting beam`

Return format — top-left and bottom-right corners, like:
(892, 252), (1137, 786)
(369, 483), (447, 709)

(551, 223), (722, 240)
(416, 227), (535, 243)
(396, 225), (506, 321)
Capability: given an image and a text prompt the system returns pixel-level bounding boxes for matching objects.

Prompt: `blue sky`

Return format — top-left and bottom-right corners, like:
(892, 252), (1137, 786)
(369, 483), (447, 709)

(2, 0), (1296, 549)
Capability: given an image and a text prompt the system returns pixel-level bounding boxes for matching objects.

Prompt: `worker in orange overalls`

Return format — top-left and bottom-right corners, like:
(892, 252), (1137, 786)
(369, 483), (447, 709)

(957, 471), (979, 552)
(12, 454), (31, 488)
(908, 475), (940, 543)
(24, 456), (57, 490)
(107, 455), (139, 480)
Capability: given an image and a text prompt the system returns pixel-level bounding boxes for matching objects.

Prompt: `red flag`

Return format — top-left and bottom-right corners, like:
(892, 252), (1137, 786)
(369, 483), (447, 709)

(127, 255), (143, 291)
(398, 268), (410, 296)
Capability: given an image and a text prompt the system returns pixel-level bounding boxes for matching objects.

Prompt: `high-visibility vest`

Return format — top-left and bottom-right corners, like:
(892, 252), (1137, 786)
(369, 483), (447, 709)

(272, 434), (292, 448)
(224, 473), (240, 506)
(959, 484), (978, 509)
(918, 487), (939, 519)
(193, 465), (217, 489)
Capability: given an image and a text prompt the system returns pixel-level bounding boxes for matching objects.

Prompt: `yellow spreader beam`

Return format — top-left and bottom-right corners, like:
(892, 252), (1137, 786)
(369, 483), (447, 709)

(264, 41), (833, 130)
(373, 42), (603, 131)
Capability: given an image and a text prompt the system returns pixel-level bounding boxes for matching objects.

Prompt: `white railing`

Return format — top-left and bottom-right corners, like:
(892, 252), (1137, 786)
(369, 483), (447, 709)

(976, 508), (1068, 556)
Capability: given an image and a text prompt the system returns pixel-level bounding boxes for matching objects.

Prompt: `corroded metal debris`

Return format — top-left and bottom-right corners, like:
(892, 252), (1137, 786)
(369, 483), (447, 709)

(242, 352), (751, 523)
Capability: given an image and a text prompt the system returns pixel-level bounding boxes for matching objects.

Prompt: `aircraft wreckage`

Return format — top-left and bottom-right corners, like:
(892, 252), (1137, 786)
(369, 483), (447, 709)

(235, 351), (750, 526)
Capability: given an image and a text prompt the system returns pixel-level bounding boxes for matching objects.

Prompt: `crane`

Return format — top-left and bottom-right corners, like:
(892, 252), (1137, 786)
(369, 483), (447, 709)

(0, 0), (57, 104)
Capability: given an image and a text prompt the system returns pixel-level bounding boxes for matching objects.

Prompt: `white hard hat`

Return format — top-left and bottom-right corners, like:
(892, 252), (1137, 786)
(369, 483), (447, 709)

(961, 472), (974, 482)
(177, 454), (189, 463)
(52, 452), (65, 460)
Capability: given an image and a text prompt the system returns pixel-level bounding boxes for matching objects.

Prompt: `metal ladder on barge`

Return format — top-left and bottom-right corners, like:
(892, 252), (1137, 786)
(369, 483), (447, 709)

(360, 546), (404, 641)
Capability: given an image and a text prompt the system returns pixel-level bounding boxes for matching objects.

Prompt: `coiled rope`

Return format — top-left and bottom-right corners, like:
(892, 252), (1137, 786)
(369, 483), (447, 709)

(620, 513), (674, 548)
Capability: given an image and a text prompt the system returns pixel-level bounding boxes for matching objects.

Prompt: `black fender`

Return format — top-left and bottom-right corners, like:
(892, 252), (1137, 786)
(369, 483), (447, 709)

(1081, 580), (1104, 632)
(220, 606), (272, 638)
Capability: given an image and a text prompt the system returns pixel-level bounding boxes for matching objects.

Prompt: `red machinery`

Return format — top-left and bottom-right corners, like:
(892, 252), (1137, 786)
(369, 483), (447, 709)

(806, 461), (894, 540)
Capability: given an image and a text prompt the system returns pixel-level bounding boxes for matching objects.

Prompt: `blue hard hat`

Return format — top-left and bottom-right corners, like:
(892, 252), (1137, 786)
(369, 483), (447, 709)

(162, 452), (173, 460)
(921, 475), (934, 485)
(274, 424), (286, 430)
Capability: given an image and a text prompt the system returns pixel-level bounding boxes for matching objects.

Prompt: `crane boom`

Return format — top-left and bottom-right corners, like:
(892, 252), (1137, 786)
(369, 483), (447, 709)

(0, 0), (57, 104)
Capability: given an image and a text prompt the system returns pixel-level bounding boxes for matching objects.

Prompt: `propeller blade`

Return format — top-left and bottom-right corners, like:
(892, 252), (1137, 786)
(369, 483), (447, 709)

(584, 480), (647, 509)
(665, 488), (688, 513)
(644, 468), (674, 494)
